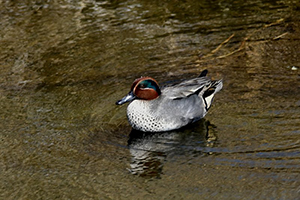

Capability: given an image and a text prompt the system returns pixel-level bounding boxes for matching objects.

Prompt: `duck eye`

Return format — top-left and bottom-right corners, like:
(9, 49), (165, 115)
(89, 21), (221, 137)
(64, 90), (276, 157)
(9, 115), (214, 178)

(139, 83), (146, 88)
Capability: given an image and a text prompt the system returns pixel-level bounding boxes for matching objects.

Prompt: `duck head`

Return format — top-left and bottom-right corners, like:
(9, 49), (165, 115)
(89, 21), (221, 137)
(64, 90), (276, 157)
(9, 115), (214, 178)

(116, 77), (161, 105)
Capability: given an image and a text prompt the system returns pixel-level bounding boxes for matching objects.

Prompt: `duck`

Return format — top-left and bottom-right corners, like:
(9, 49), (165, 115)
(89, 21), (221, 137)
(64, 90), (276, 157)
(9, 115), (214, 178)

(116, 69), (223, 132)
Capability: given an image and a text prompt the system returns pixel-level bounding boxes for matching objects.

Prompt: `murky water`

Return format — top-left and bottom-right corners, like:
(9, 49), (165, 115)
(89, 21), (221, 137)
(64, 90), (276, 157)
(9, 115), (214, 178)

(0, 0), (299, 199)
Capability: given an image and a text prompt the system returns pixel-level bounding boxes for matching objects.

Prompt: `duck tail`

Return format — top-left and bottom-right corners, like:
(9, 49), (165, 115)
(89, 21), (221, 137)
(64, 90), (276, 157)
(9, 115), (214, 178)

(199, 69), (208, 77)
(202, 79), (223, 111)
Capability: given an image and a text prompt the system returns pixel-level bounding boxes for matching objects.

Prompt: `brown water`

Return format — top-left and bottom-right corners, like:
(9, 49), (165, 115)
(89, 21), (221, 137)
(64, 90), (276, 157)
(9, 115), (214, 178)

(0, 0), (299, 199)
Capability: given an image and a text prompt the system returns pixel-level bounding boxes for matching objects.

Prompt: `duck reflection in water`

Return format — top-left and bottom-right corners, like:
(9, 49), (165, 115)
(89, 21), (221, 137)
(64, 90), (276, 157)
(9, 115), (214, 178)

(127, 119), (217, 178)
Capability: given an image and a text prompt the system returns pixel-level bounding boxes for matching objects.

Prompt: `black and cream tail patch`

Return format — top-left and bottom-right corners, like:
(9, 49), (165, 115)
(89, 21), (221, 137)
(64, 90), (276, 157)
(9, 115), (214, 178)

(203, 80), (223, 111)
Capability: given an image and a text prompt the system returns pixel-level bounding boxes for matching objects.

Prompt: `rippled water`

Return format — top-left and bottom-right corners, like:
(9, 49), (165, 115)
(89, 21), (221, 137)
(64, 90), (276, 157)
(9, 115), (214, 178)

(0, 0), (299, 199)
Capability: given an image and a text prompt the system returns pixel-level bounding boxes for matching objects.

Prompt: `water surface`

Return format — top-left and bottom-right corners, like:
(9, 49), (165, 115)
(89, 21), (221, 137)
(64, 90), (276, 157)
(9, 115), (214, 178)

(0, 0), (299, 199)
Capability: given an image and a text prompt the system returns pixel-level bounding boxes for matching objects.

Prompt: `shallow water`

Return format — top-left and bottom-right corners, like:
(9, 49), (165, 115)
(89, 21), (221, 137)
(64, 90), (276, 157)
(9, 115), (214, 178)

(0, 0), (299, 199)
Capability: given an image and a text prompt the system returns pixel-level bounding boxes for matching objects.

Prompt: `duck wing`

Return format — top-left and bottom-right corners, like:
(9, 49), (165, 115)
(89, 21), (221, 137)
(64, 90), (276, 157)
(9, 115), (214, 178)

(162, 76), (223, 111)
(162, 77), (211, 99)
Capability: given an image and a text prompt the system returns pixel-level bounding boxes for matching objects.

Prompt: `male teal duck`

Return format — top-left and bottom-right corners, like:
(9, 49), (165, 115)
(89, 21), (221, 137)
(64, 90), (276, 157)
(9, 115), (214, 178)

(116, 69), (223, 132)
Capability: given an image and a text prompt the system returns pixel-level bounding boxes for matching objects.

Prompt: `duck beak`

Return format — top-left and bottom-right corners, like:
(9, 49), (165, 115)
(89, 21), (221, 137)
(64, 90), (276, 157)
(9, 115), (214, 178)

(116, 91), (136, 105)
